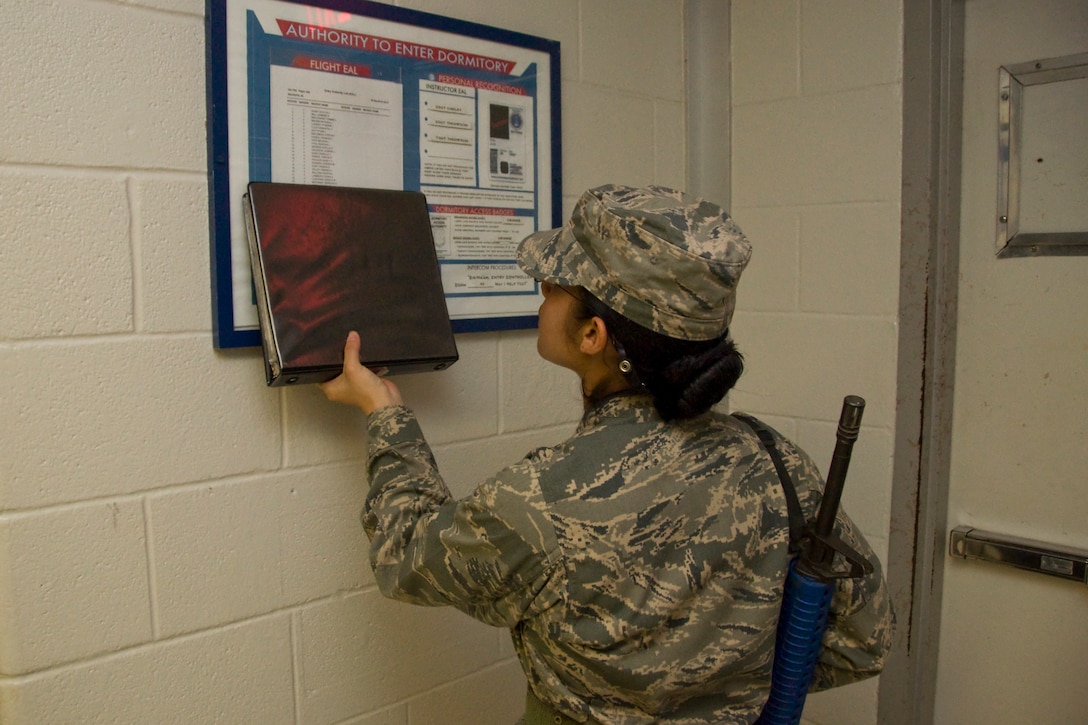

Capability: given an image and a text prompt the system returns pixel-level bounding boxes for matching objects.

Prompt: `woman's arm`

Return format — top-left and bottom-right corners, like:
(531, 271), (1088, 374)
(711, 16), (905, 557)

(362, 406), (564, 627)
(320, 333), (563, 626)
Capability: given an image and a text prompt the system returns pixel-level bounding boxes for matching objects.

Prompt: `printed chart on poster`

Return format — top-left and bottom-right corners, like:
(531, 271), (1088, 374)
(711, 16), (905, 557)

(207, 0), (561, 348)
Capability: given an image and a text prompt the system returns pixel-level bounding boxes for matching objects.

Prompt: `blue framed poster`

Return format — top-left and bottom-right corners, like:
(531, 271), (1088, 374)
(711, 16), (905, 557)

(207, 0), (562, 348)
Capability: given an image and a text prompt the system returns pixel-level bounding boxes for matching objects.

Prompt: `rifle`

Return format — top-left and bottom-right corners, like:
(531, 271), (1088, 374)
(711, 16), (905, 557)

(744, 396), (873, 725)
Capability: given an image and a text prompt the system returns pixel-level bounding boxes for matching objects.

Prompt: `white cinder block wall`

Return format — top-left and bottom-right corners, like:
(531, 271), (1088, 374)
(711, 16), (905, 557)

(0, 0), (903, 723)
(729, 2), (903, 724)
(1, 0), (680, 722)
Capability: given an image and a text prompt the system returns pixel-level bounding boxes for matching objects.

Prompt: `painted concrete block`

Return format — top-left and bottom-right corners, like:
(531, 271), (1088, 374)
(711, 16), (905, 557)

(0, 501), (151, 674)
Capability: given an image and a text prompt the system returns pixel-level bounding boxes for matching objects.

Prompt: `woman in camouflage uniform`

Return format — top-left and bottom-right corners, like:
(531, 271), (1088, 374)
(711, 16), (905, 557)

(320, 185), (893, 724)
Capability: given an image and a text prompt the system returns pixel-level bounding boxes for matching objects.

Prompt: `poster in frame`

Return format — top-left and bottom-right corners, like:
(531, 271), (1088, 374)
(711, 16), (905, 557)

(207, 0), (562, 348)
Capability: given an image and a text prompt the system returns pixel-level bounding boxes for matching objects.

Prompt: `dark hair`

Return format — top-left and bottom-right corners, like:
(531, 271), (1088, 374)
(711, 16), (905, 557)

(575, 290), (744, 420)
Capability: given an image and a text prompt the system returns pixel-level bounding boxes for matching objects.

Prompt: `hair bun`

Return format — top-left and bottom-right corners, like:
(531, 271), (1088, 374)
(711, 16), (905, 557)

(653, 338), (744, 420)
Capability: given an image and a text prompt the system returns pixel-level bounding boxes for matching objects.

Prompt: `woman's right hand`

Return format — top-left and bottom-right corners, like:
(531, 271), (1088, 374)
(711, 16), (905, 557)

(318, 331), (403, 414)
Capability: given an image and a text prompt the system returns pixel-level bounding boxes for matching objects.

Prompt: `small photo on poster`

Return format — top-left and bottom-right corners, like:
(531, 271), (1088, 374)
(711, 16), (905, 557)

(483, 96), (533, 191)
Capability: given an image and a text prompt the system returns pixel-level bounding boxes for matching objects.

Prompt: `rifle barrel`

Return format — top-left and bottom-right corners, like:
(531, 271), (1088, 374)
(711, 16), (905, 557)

(810, 396), (865, 564)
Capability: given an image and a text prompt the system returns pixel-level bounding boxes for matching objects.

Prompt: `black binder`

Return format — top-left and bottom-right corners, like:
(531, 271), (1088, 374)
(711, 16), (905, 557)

(243, 182), (458, 386)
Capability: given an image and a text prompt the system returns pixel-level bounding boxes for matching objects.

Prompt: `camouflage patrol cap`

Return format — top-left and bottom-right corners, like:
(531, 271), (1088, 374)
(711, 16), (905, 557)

(516, 184), (752, 341)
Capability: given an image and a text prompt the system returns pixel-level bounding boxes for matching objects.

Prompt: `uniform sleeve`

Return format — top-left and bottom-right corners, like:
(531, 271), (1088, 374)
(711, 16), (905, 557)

(811, 508), (895, 690)
(774, 432), (895, 690)
(361, 406), (563, 627)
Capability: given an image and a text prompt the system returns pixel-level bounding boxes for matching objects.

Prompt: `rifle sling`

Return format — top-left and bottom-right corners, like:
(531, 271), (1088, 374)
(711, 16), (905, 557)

(733, 414), (805, 554)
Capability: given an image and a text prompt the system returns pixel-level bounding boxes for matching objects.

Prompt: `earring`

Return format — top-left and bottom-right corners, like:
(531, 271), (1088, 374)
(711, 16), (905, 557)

(613, 341), (635, 376)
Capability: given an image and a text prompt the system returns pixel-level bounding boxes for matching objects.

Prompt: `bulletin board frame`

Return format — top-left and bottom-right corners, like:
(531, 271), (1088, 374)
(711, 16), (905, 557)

(207, 0), (562, 349)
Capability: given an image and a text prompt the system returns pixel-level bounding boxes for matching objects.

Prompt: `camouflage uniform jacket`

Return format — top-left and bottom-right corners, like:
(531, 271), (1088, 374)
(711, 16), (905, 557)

(363, 392), (893, 724)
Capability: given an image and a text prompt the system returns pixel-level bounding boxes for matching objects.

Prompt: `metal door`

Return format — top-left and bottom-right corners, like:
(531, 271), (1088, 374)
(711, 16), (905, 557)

(933, 1), (1088, 722)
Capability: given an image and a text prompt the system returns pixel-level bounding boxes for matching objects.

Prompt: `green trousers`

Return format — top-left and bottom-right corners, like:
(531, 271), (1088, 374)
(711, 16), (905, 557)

(520, 688), (585, 725)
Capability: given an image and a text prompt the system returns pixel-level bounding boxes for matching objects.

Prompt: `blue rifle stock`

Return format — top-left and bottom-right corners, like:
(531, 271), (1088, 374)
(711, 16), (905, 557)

(756, 395), (873, 725)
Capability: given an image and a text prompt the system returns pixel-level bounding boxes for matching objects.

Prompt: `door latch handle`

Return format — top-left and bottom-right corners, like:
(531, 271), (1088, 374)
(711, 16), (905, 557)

(949, 526), (1088, 585)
